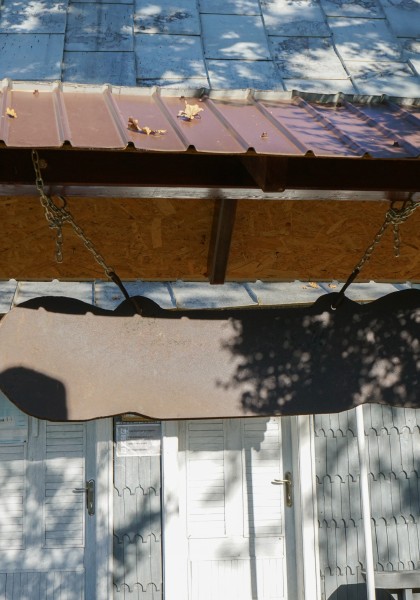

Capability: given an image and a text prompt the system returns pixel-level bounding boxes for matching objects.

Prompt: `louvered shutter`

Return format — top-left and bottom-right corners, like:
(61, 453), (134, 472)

(0, 443), (25, 549)
(186, 420), (226, 538)
(44, 423), (86, 548)
(186, 417), (288, 600)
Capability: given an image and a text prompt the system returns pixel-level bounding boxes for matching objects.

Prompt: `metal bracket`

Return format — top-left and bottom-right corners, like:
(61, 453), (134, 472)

(271, 471), (293, 507)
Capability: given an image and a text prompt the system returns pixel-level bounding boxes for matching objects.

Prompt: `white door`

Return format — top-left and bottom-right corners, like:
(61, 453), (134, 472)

(182, 417), (296, 600)
(0, 393), (112, 600)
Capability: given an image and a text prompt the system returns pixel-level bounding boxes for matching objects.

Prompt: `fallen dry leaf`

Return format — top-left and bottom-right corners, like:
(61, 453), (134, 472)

(6, 107), (17, 118)
(128, 117), (141, 131)
(328, 283), (337, 289)
(178, 101), (203, 121)
(308, 282), (319, 289)
(142, 126), (166, 136)
(127, 117), (166, 136)
(261, 132), (268, 138)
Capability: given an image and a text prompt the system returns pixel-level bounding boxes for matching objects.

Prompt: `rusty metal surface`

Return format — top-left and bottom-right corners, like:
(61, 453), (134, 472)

(0, 290), (419, 421)
(1, 82), (419, 158)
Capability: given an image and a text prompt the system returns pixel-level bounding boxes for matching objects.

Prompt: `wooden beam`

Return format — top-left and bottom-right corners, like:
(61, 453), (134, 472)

(208, 198), (238, 284)
(0, 149), (256, 189)
(1, 148), (419, 192)
(241, 156), (288, 192)
(1, 187), (418, 203)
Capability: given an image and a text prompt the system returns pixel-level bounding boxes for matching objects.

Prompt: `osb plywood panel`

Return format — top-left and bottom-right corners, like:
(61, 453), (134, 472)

(1, 197), (419, 282)
(229, 200), (420, 282)
(0, 196), (213, 280)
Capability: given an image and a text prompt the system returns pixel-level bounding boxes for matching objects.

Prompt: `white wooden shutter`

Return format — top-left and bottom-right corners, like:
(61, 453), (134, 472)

(186, 418), (284, 539)
(0, 392), (89, 600)
(186, 420), (226, 538)
(44, 423), (86, 548)
(185, 418), (288, 600)
(242, 418), (283, 537)
(0, 443), (25, 549)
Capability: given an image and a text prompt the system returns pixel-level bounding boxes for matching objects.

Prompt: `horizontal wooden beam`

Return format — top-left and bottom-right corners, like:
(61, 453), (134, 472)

(0, 149), (419, 192)
(0, 149), (256, 189)
(2, 186), (418, 203)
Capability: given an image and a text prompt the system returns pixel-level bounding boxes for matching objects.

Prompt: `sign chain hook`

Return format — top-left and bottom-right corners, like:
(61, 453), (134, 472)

(331, 194), (420, 310)
(31, 150), (142, 315)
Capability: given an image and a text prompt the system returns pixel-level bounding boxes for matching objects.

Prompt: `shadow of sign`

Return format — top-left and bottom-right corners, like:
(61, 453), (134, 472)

(0, 290), (418, 421)
(0, 367), (68, 420)
(326, 583), (395, 600)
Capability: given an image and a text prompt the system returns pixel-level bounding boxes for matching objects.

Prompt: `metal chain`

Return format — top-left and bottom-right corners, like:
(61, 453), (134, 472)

(331, 195), (420, 310)
(356, 195), (420, 273)
(32, 150), (113, 277)
(31, 150), (144, 314)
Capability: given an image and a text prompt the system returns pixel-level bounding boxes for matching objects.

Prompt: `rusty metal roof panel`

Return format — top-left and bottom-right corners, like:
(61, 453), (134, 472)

(112, 92), (188, 152)
(208, 97), (304, 155)
(259, 99), (363, 156)
(0, 87), (62, 148)
(158, 95), (248, 153)
(356, 102), (420, 153)
(1, 81), (419, 158)
(61, 89), (127, 149)
(310, 101), (414, 158)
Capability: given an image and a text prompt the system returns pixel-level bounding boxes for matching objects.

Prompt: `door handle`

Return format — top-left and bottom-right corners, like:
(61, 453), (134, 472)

(73, 479), (95, 516)
(271, 472), (293, 507)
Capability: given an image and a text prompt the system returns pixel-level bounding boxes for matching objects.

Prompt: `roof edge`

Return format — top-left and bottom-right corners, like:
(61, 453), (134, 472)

(2, 78), (420, 107)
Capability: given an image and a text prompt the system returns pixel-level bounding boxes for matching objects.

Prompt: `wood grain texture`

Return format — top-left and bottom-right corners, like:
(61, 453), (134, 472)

(1, 196), (419, 282)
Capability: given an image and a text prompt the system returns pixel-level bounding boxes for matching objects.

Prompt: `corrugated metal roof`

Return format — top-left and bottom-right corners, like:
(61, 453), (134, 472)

(1, 81), (419, 158)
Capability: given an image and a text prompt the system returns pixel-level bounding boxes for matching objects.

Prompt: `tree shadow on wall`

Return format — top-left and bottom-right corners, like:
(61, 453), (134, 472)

(314, 402), (420, 600)
(219, 289), (420, 416)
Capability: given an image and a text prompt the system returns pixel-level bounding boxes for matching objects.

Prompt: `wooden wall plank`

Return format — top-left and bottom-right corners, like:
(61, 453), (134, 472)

(1, 197), (419, 282)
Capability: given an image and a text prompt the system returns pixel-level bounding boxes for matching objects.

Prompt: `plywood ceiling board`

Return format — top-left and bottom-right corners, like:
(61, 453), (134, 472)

(1, 197), (420, 282)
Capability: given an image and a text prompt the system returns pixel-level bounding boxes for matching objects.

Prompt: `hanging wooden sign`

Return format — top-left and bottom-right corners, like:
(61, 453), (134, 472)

(0, 290), (419, 421)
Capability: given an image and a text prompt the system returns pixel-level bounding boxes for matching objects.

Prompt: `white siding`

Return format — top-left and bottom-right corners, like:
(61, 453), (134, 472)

(113, 422), (163, 599)
(44, 423), (85, 548)
(186, 418), (288, 600)
(0, 444), (25, 549)
(187, 420), (226, 538)
(243, 419), (283, 537)
(0, 570), (84, 600)
(0, 404), (87, 599)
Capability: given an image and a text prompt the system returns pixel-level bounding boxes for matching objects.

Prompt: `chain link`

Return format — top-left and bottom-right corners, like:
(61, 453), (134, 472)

(32, 150), (114, 277)
(355, 195), (420, 274)
(331, 195), (419, 310)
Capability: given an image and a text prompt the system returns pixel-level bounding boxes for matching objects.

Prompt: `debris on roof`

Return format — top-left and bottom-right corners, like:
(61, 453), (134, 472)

(1, 81), (419, 158)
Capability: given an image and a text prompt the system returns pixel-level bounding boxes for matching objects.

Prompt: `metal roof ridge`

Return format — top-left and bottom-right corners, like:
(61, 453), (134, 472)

(151, 88), (191, 150)
(101, 84), (131, 148)
(246, 92), (310, 155)
(0, 79), (10, 144)
(204, 97), (252, 153)
(343, 99), (420, 156)
(386, 101), (420, 127)
(294, 96), (366, 157)
(51, 81), (72, 145)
